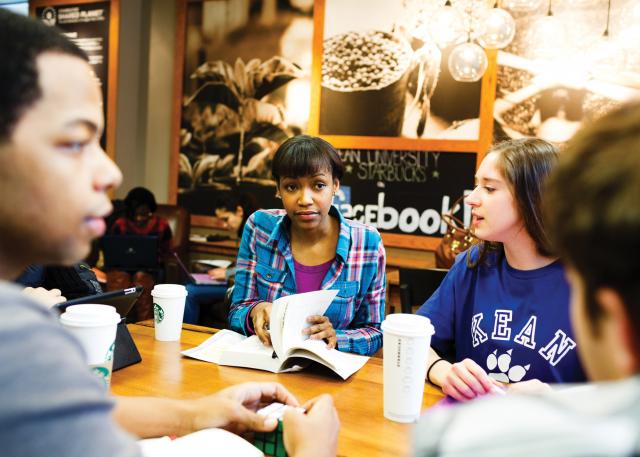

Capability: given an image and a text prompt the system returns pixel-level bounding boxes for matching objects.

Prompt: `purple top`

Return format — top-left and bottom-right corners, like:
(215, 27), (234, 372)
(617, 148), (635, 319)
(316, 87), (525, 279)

(294, 258), (334, 293)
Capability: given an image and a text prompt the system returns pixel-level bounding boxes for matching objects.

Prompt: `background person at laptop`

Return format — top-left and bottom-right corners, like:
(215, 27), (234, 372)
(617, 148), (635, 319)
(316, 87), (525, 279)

(0, 10), (339, 457)
(184, 193), (258, 324)
(106, 186), (172, 321)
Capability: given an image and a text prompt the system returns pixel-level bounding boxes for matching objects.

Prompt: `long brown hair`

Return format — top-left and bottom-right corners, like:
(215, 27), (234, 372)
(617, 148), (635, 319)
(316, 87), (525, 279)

(468, 138), (559, 268)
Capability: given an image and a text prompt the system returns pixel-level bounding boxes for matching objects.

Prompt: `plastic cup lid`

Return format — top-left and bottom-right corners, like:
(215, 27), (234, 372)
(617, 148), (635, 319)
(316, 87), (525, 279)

(151, 283), (188, 299)
(60, 304), (121, 327)
(381, 314), (434, 338)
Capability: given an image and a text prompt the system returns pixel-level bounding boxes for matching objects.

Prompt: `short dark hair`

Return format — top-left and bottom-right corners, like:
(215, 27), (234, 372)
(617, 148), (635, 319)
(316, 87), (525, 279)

(545, 101), (640, 347)
(124, 187), (157, 218)
(0, 9), (88, 143)
(271, 135), (344, 183)
(469, 138), (558, 267)
(213, 192), (259, 236)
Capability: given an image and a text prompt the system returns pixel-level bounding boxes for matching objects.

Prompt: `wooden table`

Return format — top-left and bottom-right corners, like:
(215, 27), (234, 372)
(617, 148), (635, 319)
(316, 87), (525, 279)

(112, 324), (444, 457)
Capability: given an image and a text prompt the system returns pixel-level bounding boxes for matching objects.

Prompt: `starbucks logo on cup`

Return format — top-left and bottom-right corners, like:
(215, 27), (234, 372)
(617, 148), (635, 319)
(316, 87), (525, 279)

(106, 342), (115, 362)
(154, 303), (164, 323)
(92, 366), (110, 387)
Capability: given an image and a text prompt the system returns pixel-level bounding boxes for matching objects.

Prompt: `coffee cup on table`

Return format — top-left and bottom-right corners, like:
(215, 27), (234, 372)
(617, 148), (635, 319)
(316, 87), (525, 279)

(59, 304), (120, 388)
(380, 313), (435, 423)
(151, 284), (188, 342)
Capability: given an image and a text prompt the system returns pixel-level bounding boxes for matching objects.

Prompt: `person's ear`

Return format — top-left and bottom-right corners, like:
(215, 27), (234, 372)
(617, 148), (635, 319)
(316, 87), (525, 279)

(595, 287), (640, 376)
(333, 179), (340, 196)
(235, 205), (244, 217)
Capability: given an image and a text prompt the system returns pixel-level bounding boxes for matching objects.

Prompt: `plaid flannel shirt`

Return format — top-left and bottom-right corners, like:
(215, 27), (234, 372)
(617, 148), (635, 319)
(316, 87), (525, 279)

(229, 207), (386, 356)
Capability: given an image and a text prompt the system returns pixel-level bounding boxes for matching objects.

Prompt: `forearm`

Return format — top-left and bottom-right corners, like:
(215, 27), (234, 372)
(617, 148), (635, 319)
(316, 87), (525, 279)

(425, 347), (452, 387)
(113, 396), (196, 438)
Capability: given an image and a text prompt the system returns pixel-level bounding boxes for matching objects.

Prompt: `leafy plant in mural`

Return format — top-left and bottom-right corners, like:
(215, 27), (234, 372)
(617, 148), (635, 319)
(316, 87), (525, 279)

(179, 57), (304, 190)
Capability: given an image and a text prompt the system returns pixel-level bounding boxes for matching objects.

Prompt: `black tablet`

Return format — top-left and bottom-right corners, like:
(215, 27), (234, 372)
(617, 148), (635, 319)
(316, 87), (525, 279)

(55, 286), (143, 318)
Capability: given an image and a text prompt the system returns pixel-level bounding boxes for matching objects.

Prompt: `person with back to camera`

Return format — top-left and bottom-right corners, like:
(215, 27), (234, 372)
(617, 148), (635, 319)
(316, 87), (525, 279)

(183, 193), (258, 324)
(413, 100), (640, 457)
(0, 10), (339, 457)
(106, 186), (172, 321)
(228, 135), (386, 356)
(417, 138), (586, 401)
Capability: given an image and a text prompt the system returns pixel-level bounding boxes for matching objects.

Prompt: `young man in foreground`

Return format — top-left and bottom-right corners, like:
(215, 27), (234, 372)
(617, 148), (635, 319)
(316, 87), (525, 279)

(0, 10), (338, 457)
(413, 102), (640, 456)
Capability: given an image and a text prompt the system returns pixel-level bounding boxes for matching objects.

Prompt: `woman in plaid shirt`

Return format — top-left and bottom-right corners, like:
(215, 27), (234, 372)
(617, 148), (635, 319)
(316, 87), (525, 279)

(228, 135), (386, 356)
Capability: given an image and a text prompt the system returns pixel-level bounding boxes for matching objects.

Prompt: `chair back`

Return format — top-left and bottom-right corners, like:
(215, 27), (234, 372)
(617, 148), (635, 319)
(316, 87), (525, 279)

(398, 268), (448, 314)
(156, 204), (191, 283)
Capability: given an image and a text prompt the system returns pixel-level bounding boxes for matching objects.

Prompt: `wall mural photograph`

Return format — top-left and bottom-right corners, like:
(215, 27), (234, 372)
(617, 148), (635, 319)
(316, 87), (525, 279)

(492, 0), (640, 144)
(319, 0), (484, 140)
(177, 0), (314, 214)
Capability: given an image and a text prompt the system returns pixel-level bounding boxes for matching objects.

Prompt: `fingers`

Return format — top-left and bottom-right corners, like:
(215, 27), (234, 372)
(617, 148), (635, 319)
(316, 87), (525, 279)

(223, 382), (300, 408)
(271, 383), (300, 407)
(228, 403), (279, 433)
(254, 324), (272, 346)
(442, 374), (477, 401)
(247, 382), (300, 408)
(442, 359), (492, 401)
(282, 394), (340, 457)
(462, 359), (494, 393)
(300, 394), (333, 411)
(251, 304), (272, 346)
(304, 316), (336, 347)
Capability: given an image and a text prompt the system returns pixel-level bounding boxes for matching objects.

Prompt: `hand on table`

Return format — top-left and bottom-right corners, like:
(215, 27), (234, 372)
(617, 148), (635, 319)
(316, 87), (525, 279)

(250, 302), (273, 346)
(303, 315), (337, 349)
(283, 394), (340, 457)
(189, 382), (299, 434)
(207, 267), (227, 281)
(440, 358), (499, 401)
(22, 287), (66, 308)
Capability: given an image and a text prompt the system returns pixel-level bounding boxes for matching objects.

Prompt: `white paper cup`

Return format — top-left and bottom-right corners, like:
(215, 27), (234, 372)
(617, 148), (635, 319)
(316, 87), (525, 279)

(381, 314), (435, 423)
(151, 284), (188, 341)
(60, 304), (120, 388)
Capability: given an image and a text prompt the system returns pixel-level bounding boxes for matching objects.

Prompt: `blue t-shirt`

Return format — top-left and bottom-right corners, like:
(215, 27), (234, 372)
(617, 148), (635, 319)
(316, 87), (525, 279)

(417, 246), (586, 384)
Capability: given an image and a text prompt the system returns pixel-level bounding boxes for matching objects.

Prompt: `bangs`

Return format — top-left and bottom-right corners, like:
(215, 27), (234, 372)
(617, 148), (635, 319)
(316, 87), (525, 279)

(275, 148), (333, 179)
(272, 135), (343, 181)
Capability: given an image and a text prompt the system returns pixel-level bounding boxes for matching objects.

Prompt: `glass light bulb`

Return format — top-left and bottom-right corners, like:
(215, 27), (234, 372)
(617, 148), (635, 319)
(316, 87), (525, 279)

(448, 42), (488, 82)
(428, 6), (467, 49)
(502, 0), (544, 12)
(477, 8), (516, 48)
(525, 15), (567, 60)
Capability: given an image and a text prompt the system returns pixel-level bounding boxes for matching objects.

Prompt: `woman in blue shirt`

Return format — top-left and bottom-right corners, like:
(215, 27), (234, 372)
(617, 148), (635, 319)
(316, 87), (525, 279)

(228, 135), (386, 356)
(418, 138), (586, 401)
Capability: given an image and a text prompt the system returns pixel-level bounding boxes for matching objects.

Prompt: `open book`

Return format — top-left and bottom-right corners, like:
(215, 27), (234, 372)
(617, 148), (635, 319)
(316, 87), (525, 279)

(182, 289), (369, 380)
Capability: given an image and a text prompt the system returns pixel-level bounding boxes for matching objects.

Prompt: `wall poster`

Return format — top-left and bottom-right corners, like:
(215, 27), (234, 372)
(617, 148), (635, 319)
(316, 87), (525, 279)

(492, 0), (640, 144)
(31, 0), (119, 159)
(173, 0), (315, 215)
(308, 0), (496, 249)
(171, 0), (494, 250)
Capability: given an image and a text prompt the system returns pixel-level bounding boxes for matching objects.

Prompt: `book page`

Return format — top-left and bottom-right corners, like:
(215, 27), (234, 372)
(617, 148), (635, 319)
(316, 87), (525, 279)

(271, 289), (339, 359)
(287, 339), (369, 380)
(139, 428), (263, 457)
(219, 335), (284, 373)
(181, 330), (246, 364)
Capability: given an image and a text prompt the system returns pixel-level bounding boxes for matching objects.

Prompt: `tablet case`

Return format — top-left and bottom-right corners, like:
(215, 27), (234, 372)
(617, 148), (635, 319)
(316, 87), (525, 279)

(113, 317), (142, 371)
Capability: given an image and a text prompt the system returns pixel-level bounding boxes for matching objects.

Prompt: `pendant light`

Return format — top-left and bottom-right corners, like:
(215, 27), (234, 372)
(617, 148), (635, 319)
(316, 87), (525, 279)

(525, 0), (566, 60)
(478, 6), (516, 48)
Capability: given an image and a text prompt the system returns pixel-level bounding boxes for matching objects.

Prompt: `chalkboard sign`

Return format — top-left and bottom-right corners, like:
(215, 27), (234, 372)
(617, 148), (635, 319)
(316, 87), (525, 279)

(335, 149), (475, 239)
(32, 0), (118, 159)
